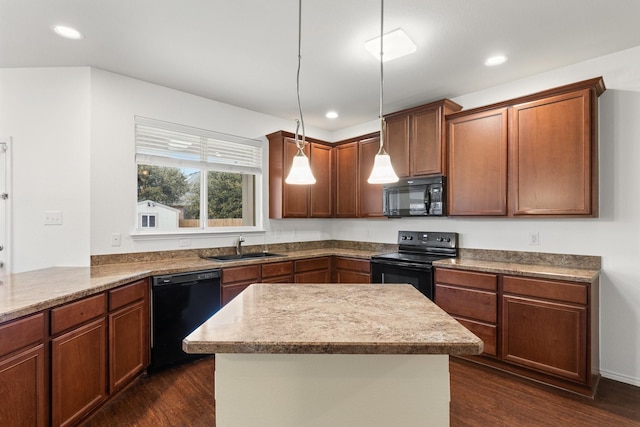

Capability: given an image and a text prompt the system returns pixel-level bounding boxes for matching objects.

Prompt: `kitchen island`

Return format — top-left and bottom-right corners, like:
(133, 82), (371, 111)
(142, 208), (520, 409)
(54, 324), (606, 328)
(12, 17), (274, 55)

(183, 283), (483, 427)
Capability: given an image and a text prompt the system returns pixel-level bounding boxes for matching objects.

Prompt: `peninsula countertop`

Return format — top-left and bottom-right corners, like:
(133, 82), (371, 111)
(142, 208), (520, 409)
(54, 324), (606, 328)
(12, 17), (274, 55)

(183, 282), (484, 355)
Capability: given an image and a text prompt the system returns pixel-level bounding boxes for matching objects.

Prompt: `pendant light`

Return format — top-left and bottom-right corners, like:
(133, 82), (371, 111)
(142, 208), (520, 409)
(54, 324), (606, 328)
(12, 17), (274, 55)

(285, 0), (316, 185)
(368, 0), (399, 184)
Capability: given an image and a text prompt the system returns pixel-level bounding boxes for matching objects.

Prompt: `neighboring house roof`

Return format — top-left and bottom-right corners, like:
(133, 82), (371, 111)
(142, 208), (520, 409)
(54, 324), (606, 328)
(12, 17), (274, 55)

(137, 200), (180, 213)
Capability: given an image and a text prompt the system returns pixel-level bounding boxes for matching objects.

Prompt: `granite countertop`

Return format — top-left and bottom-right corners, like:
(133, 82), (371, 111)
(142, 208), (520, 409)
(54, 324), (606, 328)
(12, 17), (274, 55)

(433, 250), (600, 283)
(183, 282), (483, 356)
(0, 247), (380, 324)
(0, 244), (601, 324)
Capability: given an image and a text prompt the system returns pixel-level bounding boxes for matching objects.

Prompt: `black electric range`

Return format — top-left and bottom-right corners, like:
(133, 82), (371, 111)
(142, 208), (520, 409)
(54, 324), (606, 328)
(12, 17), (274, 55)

(370, 230), (458, 300)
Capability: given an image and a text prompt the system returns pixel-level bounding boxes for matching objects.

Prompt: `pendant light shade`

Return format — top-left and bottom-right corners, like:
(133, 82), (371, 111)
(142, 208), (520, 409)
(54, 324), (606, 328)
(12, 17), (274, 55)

(286, 136), (316, 184)
(368, 0), (399, 184)
(368, 146), (398, 184)
(285, 0), (316, 185)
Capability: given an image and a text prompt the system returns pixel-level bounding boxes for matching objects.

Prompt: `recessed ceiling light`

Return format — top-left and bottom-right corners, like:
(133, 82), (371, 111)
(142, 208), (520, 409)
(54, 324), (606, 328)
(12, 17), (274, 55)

(325, 111), (339, 119)
(364, 28), (417, 62)
(484, 55), (508, 66)
(52, 25), (84, 40)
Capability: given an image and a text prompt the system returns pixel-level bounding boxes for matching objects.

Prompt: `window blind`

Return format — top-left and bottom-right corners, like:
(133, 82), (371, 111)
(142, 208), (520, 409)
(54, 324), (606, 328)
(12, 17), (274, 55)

(135, 116), (263, 175)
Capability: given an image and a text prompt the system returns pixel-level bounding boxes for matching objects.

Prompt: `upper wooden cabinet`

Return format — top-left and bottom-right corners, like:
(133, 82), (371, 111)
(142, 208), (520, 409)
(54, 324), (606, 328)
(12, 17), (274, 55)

(267, 131), (332, 219)
(510, 89), (597, 215)
(334, 141), (359, 218)
(448, 108), (509, 216)
(447, 77), (604, 217)
(385, 99), (462, 178)
(334, 134), (385, 218)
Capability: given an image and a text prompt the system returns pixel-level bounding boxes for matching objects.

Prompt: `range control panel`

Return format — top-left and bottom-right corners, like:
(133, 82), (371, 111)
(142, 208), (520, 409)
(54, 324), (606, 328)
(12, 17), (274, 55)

(397, 231), (458, 249)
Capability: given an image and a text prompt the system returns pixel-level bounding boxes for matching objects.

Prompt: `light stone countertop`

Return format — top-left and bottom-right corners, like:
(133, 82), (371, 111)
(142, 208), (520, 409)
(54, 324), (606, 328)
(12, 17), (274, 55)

(0, 245), (601, 324)
(0, 248), (378, 324)
(433, 258), (599, 283)
(183, 282), (484, 355)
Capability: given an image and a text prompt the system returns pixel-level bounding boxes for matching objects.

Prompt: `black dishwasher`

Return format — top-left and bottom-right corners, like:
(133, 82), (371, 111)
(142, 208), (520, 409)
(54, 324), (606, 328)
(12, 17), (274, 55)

(149, 269), (221, 373)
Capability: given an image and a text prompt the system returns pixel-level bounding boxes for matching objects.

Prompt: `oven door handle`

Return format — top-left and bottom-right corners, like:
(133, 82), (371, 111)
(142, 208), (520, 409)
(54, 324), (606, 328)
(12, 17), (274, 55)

(371, 259), (432, 270)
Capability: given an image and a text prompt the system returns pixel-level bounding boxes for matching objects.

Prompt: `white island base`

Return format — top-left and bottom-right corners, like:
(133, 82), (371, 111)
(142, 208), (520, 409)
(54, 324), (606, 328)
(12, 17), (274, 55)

(215, 353), (450, 427)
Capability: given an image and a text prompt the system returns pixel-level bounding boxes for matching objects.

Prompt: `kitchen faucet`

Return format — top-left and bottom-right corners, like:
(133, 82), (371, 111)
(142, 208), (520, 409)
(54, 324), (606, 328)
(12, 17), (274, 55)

(236, 234), (245, 256)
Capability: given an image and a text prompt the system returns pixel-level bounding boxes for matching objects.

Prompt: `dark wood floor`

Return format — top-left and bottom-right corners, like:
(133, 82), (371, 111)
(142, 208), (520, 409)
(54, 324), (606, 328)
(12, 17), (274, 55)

(81, 356), (640, 427)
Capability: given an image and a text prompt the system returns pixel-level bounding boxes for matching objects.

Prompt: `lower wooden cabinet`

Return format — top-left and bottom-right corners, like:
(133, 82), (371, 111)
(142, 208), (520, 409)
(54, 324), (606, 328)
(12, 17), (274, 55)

(294, 257), (331, 283)
(502, 276), (589, 384)
(434, 266), (598, 395)
(221, 265), (260, 306)
(334, 257), (370, 283)
(0, 279), (151, 427)
(0, 312), (47, 427)
(51, 318), (107, 427)
(434, 269), (498, 356)
(109, 301), (148, 392)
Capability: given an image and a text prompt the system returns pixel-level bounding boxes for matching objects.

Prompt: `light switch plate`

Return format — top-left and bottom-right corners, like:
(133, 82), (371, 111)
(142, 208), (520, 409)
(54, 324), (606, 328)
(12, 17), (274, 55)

(44, 211), (63, 225)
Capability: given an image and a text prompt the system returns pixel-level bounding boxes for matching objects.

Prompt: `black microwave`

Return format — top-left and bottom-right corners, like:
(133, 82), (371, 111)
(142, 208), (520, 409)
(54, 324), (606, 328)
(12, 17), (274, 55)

(383, 176), (446, 217)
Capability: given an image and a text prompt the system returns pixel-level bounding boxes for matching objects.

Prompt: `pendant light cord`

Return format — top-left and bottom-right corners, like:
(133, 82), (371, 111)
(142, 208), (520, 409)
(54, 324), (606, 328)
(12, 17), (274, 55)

(378, 0), (386, 155)
(295, 0), (306, 150)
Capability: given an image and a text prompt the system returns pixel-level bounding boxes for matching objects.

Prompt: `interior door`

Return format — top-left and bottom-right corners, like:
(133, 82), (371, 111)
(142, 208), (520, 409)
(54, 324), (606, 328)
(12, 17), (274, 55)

(0, 138), (10, 272)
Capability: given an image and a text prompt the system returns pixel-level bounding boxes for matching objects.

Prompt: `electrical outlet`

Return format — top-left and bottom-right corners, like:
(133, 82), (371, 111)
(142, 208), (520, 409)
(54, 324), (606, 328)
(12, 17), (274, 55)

(529, 232), (540, 246)
(179, 238), (191, 247)
(111, 233), (121, 246)
(44, 211), (63, 225)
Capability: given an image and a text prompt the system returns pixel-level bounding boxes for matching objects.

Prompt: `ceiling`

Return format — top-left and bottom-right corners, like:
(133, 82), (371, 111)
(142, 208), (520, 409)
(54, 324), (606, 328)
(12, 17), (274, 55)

(2, 0), (640, 132)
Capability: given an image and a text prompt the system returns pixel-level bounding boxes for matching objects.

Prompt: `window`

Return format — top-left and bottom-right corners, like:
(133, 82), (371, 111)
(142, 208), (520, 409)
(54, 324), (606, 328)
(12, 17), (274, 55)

(135, 117), (262, 232)
(139, 214), (157, 229)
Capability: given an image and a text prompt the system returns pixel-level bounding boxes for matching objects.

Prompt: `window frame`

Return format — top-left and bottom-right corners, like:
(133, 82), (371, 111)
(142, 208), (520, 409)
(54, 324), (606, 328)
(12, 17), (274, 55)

(132, 117), (265, 238)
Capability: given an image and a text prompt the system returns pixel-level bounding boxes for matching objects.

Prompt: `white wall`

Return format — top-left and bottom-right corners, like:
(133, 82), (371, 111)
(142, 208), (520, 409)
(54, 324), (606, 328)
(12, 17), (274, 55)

(331, 45), (640, 386)
(89, 68), (333, 255)
(0, 68), (91, 272)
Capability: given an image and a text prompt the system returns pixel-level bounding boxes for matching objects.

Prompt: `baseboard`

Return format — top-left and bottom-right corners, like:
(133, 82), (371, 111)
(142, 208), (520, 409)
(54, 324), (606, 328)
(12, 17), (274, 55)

(600, 369), (640, 387)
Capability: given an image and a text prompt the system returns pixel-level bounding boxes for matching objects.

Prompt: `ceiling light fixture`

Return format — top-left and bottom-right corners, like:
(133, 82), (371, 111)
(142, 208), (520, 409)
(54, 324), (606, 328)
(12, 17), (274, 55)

(484, 55), (508, 66)
(325, 111), (339, 119)
(368, 0), (399, 185)
(365, 28), (416, 62)
(285, 0), (316, 185)
(52, 25), (84, 40)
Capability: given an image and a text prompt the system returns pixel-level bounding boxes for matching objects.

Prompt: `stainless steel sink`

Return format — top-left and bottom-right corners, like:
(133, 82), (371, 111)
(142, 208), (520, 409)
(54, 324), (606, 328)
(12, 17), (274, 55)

(203, 252), (284, 262)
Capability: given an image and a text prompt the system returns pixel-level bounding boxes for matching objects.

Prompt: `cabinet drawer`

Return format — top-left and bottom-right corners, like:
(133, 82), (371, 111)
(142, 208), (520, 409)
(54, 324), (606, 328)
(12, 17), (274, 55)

(222, 265), (260, 284)
(435, 268), (497, 291)
(335, 257), (370, 273)
(503, 276), (587, 305)
(435, 284), (497, 323)
(51, 293), (107, 335)
(261, 275), (294, 284)
(261, 261), (293, 279)
(0, 312), (45, 357)
(109, 279), (148, 311)
(455, 317), (497, 357)
(295, 257), (330, 273)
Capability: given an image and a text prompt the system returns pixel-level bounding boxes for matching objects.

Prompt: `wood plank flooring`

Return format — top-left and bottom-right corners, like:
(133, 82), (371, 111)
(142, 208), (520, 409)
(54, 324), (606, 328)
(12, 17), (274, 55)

(81, 356), (640, 427)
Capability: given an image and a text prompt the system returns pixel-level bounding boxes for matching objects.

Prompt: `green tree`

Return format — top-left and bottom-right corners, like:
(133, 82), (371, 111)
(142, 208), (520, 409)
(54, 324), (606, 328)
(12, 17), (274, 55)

(137, 165), (189, 205)
(208, 172), (242, 218)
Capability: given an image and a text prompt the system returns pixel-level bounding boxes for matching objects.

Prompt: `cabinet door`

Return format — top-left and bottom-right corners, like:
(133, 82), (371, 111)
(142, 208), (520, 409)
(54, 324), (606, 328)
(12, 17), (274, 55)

(282, 137), (310, 218)
(448, 108), (508, 215)
(502, 295), (587, 383)
(109, 301), (148, 392)
(52, 318), (107, 427)
(510, 89), (595, 215)
(0, 345), (47, 427)
(295, 270), (330, 284)
(221, 282), (253, 306)
(335, 142), (358, 217)
(385, 114), (410, 178)
(412, 107), (443, 176)
(310, 143), (333, 217)
(358, 136), (384, 217)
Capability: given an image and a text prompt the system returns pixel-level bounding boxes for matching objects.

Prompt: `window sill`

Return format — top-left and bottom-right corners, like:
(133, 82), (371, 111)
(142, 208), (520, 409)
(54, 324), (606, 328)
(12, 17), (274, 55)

(131, 227), (266, 241)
